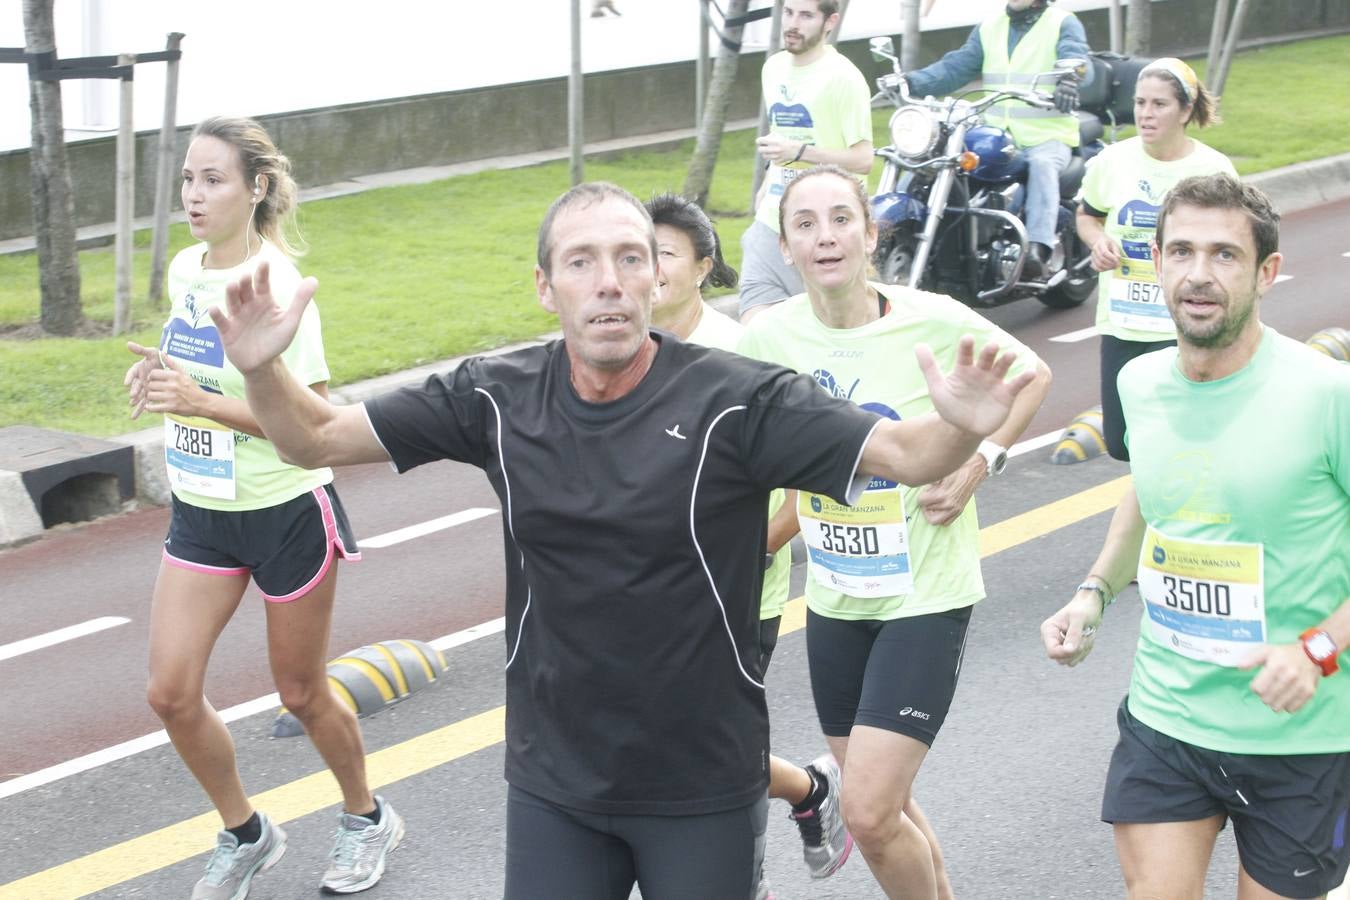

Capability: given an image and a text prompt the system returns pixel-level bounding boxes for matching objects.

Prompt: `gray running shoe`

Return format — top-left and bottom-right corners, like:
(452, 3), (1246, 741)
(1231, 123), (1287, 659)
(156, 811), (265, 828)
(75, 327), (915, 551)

(789, 754), (853, 879)
(191, 812), (287, 900)
(321, 795), (405, 894)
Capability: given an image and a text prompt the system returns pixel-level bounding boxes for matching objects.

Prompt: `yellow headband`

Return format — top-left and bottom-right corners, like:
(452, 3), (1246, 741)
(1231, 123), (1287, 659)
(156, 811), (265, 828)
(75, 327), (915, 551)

(1140, 57), (1199, 103)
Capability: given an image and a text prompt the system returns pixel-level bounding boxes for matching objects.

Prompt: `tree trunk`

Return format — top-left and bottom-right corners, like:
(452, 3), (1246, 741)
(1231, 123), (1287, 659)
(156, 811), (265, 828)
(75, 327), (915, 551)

(827, 0), (850, 44)
(682, 0), (751, 208)
(24, 0), (83, 336)
(1125, 0), (1151, 56)
(900, 0), (922, 70)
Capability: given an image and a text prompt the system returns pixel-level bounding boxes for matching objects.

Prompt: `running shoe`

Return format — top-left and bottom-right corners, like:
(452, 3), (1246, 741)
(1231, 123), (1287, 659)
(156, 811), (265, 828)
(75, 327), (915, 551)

(191, 812), (287, 900)
(789, 754), (853, 879)
(755, 872), (776, 900)
(321, 795), (405, 894)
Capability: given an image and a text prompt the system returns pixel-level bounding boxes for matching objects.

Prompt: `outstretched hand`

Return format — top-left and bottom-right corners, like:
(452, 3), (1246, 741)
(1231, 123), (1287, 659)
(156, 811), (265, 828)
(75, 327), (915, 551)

(209, 261), (318, 375)
(915, 337), (1035, 438)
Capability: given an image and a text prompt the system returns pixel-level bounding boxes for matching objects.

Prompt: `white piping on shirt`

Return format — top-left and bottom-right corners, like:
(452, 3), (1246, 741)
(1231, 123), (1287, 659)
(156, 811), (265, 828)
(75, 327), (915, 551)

(475, 386), (532, 671)
(360, 402), (401, 474)
(691, 405), (767, 692)
(847, 420), (885, 504)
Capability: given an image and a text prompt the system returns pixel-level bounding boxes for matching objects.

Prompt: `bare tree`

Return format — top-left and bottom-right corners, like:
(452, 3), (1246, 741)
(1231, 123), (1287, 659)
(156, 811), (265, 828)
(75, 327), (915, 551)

(683, 0), (751, 208)
(827, 0), (850, 44)
(24, 0), (83, 335)
(1125, 0), (1151, 56)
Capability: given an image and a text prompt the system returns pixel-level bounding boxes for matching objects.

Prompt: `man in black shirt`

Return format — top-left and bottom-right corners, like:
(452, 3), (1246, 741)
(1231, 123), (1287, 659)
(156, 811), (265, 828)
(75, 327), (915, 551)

(210, 182), (1035, 899)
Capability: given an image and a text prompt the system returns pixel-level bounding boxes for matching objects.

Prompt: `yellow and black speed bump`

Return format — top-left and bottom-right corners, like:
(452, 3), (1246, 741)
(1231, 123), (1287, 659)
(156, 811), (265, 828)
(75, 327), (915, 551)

(1307, 327), (1350, 362)
(272, 639), (448, 738)
(1050, 406), (1107, 465)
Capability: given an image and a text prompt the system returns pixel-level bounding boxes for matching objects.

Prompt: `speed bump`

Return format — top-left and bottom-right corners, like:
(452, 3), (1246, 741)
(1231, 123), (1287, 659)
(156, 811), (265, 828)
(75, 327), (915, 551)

(272, 639), (448, 738)
(1307, 327), (1350, 362)
(1050, 406), (1107, 465)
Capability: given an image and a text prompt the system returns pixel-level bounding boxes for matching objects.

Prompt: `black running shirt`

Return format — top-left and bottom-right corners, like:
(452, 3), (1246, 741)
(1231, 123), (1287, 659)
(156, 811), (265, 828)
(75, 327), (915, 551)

(364, 333), (881, 815)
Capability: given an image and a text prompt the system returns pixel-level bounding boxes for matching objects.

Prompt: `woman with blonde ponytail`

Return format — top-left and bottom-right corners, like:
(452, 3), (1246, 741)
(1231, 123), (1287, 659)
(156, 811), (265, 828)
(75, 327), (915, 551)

(121, 117), (403, 899)
(1077, 58), (1235, 461)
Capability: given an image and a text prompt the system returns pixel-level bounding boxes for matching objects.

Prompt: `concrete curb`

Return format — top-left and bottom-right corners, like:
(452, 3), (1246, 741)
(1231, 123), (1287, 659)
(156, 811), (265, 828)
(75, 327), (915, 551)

(4, 153), (1349, 545)
(1246, 152), (1350, 216)
(0, 470), (44, 547)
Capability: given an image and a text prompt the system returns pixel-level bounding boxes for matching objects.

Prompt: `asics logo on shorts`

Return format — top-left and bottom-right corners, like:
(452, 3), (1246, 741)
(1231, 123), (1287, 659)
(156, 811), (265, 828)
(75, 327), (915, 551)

(897, 706), (931, 721)
(665, 425), (687, 440)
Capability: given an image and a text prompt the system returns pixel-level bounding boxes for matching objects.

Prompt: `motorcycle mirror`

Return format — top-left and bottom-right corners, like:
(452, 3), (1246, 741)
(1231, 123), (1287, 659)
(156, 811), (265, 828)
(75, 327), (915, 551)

(1054, 57), (1090, 80)
(870, 36), (897, 63)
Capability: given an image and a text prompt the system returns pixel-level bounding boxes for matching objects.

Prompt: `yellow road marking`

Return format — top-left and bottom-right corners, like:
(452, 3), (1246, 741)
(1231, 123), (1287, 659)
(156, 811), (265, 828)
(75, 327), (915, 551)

(0, 709), (505, 900)
(979, 476), (1129, 558)
(1, 476), (1131, 899)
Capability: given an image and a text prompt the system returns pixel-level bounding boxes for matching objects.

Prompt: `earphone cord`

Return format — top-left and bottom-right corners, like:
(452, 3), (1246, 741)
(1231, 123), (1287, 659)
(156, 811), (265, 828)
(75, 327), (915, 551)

(239, 200), (258, 268)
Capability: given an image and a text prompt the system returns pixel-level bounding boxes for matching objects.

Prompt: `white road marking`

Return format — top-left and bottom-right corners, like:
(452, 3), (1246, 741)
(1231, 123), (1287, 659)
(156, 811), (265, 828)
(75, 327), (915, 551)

(1010, 430), (1062, 458)
(431, 617), (505, 651)
(0, 615), (507, 799)
(2, 432), (1073, 799)
(1, 506), (503, 796)
(360, 507), (497, 548)
(1049, 325), (1098, 343)
(0, 617), (131, 663)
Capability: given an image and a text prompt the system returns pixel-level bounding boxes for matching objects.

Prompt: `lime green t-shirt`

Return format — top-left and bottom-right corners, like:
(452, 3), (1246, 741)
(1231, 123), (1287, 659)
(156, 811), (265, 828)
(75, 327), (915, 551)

(738, 282), (1038, 621)
(685, 304), (791, 620)
(755, 46), (873, 233)
(1120, 328), (1350, 753)
(162, 241), (333, 511)
(1080, 136), (1236, 342)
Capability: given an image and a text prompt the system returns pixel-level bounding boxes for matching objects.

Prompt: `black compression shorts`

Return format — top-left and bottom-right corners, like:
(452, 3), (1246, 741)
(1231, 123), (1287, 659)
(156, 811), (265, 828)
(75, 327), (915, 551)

(1099, 334), (1175, 461)
(504, 786), (768, 900)
(806, 605), (972, 745)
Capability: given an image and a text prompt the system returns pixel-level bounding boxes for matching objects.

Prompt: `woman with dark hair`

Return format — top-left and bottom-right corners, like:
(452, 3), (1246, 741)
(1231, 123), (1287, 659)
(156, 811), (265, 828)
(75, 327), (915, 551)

(1077, 57), (1235, 460)
(122, 116), (402, 899)
(646, 192), (741, 344)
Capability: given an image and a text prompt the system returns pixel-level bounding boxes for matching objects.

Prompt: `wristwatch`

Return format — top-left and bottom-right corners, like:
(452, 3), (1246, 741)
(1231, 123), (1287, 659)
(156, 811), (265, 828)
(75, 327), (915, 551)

(1300, 628), (1341, 676)
(976, 440), (1008, 476)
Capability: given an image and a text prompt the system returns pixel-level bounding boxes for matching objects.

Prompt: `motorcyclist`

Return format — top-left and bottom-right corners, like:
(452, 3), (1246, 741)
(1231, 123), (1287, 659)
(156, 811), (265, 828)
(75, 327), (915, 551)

(903, 0), (1092, 279)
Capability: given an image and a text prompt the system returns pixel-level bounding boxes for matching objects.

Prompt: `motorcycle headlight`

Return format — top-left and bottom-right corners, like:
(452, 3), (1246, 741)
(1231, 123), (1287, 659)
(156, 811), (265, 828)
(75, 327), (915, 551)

(889, 107), (939, 159)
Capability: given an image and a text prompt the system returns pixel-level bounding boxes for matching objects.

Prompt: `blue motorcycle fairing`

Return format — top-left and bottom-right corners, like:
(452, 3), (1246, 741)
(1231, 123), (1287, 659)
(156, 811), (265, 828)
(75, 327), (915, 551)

(871, 192), (927, 228)
(965, 125), (1025, 184)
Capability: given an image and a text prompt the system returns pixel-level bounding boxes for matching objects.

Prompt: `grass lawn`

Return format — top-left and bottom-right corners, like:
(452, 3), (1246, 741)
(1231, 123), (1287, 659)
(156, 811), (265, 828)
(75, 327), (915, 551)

(2, 33), (1348, 436)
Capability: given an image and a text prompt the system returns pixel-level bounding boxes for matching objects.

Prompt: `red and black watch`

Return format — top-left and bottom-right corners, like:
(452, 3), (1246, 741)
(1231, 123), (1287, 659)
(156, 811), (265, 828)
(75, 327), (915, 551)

(1300, 628), (1341, 677)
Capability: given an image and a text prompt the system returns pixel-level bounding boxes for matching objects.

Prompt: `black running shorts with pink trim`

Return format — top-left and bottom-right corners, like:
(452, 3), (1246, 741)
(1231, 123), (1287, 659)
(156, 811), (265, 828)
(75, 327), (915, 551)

(163, 483), (361, 602)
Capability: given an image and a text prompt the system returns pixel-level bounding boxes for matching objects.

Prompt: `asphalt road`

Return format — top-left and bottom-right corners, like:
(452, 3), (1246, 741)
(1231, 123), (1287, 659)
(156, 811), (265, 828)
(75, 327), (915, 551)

(1, 198), (1346, 899)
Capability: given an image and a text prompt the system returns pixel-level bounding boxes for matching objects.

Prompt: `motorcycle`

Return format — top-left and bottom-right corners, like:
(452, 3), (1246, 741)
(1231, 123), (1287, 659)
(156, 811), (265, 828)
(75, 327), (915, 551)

(867, 36), (1106, 309)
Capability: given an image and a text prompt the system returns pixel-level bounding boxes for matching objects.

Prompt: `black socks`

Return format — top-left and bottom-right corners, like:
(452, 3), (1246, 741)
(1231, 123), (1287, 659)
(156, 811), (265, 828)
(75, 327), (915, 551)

(227, 812), (262, 846)
(791, 765), (829, 813)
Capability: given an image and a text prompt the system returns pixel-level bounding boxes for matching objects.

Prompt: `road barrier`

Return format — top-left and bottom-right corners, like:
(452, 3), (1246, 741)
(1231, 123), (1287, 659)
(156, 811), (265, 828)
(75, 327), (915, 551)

(272, 639), (448, 738)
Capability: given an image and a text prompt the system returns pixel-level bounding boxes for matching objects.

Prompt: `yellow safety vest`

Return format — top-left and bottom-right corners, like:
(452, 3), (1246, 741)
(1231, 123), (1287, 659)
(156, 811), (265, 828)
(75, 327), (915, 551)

(979, 7), (1081, 148)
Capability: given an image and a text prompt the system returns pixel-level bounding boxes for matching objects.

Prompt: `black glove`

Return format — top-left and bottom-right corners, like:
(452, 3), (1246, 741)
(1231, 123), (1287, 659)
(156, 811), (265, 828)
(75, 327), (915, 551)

(1053, 76), (1080, 114)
